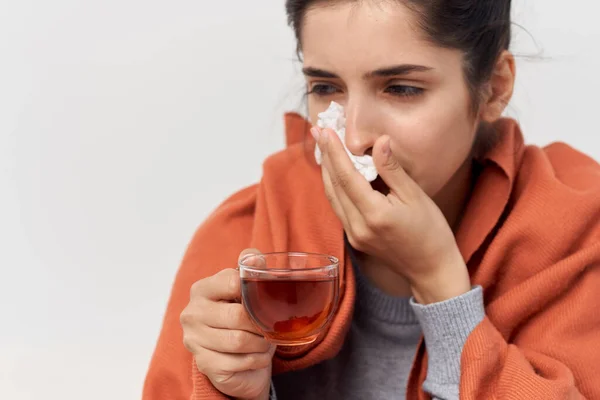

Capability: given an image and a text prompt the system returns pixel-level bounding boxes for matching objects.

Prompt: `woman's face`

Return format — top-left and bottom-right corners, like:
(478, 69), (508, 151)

(302, 1), (482, 198)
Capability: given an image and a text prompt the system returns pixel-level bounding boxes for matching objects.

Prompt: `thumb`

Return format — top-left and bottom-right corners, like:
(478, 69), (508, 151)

(238, 248), (262, 260)
(373, 136), (419, 201)
(238, 248), (266, 269)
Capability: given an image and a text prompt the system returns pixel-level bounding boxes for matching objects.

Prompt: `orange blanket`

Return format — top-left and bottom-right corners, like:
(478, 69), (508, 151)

(143, 113), (600, 399)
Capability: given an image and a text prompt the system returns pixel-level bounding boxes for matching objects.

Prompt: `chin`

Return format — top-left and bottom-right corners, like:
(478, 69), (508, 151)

(370, 176), (390, 195)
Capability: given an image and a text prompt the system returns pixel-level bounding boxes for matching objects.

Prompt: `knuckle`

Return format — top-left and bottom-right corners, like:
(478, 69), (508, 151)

(227, 304), (246, 328)
(364, 216), (378, 231)
(190, 279), (204, 298)
(181, 300), (209, 327)
(244, 352), (271, 370)
(210, 370), (235, 385)
(351, 224), (372, 246)
(364, 210), (387, 231)
(330, 171), (351, 189)
(347, 233), (366, 252)
(228, 330), (248, 351)
(179, 307), (193, 327)
(210, 374), (227, 384)
(182, 333), (194, 353)
(226, 270), (241, 298)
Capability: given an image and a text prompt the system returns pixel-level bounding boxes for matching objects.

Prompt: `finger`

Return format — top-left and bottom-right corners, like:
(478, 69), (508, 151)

(195, 346), (274, 375)
(203, 302), (260, 333)
(372, 136), (420, 202)
(238, 248), (267, 270)
(316, 128), (374, 232)
(191, 268), (241, 302)
(318, 127), (382, 213)
(194, 326), (271, 354)
(238, 248), (261, 261)
(320, 165), (350, 228)
(324, 164), (364, 228)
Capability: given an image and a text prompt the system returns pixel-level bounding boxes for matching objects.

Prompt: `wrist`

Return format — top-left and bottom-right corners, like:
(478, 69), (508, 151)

(410, 259), (471, 305)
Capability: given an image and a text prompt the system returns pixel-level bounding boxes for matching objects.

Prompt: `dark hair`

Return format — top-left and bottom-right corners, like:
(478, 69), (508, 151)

(285, 0), (512, 108)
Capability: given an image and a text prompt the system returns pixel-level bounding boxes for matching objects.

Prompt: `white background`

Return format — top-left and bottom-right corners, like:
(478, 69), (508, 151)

(1, 1), (599, 399)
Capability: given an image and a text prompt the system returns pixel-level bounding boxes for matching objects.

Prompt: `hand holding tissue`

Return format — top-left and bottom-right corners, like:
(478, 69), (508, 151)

(314, 101), (379, 182)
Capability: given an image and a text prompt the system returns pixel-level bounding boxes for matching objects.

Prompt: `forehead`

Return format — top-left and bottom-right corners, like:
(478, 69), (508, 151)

(300, 1), (454, 72)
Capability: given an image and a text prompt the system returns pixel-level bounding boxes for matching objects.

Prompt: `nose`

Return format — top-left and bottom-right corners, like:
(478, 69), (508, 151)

(343, 100), (379, 157)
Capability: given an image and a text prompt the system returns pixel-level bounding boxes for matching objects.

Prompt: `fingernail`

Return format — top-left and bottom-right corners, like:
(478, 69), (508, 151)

(310, 127), (321, 141)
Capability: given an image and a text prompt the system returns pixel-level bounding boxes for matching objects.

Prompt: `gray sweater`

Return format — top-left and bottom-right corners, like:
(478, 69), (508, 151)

(270, 249), (485, 399)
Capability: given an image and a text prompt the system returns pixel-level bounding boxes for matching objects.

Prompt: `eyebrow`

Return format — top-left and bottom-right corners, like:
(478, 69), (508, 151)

(302, 64), (433, 79)
(302, 67), (339, 78)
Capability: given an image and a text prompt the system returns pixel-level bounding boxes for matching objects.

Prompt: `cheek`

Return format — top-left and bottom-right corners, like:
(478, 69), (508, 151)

(385, 95), (477, 196)
(307, 96), (316, 124)
(307, 96), (336, 126)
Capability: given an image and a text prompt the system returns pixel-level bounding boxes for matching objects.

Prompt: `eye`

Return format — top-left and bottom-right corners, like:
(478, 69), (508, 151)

(385, 85), (424, 98)
(307, 83), (341, 97)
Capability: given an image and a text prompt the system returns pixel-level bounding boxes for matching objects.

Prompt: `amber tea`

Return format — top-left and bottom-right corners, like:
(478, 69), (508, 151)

(241, 277), (338, 345)
(238, 252), (340, 346)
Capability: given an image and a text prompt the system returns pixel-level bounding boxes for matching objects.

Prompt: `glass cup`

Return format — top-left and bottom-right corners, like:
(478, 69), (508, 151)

(239, 252), (340, 346)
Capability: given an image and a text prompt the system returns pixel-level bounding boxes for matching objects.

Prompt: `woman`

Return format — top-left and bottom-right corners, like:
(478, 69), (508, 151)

(143, 1), (600, 399)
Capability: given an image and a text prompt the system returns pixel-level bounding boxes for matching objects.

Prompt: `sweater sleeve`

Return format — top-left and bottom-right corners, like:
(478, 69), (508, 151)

(410, 286), (485, 400)
(142, 185), (257, 400)
(457, 256), (600, 399)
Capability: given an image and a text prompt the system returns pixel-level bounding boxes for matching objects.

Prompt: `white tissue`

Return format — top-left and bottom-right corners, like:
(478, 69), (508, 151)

(314, 101), (379, 182)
